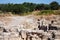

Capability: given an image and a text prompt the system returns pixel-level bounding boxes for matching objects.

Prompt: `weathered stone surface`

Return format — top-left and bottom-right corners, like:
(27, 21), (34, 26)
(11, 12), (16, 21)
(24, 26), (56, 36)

(0, 15), (60, 40)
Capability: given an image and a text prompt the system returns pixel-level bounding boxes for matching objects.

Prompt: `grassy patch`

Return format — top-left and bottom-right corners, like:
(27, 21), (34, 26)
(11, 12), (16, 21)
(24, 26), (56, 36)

(20, 12), (32, 16)
(38, 10), (54, 15)
(12, 10), (60, 16)
(0, 10), (60, 16)
(54, 10), (60, 15)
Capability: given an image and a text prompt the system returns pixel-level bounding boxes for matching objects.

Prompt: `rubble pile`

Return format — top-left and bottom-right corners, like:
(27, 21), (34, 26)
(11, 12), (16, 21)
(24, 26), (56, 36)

(0, 15), (60, 40)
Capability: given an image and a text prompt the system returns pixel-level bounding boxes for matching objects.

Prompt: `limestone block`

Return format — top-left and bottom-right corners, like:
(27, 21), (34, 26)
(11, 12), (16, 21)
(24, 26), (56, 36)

(32, 37), (36, 40)
(43, 38), (48, 40)
(21, 31), (27, 39)
(55, 39), (60, 40)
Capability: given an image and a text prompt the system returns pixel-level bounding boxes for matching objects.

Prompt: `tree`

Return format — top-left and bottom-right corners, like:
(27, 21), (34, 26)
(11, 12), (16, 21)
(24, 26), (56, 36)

(50, 1), (59, 10)
(23, 2), (36, 12)
(44, 4), (51, 10)
(36, 4), (45, 10)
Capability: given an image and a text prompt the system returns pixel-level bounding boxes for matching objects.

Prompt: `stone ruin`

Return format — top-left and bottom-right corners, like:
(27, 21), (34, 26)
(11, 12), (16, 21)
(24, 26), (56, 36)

(0, 16), (60, 40)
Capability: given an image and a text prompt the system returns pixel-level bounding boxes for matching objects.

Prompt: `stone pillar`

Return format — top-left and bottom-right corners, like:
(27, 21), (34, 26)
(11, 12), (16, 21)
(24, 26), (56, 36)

(47, 26), (49, 32)
(21, 31), (27, 40)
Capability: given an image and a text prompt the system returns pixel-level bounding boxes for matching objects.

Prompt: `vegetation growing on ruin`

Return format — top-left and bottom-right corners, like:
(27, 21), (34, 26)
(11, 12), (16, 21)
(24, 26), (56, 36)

(39, 10), (54, 15)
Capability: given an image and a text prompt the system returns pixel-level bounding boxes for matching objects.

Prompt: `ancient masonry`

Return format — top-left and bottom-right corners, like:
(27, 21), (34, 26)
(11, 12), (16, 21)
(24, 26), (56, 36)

(0, 16), (60, 40)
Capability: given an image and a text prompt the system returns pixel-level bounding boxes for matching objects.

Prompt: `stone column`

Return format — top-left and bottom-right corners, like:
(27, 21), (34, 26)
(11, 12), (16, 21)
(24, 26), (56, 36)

(21, 31), (27, 40)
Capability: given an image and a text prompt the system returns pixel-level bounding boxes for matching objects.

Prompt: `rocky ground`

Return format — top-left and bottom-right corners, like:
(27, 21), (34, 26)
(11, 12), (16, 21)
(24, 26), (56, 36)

(0, 14), (60, 40)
